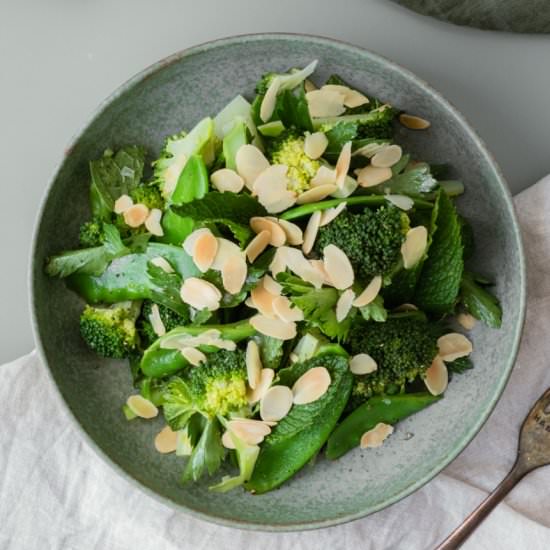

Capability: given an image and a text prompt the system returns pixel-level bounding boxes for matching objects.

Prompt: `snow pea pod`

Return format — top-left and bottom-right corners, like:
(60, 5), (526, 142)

(325, 393), (441, 460)
(171, 154), (209, 206)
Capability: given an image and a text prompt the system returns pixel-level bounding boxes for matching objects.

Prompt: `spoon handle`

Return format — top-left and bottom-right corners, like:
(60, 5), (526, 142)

(435, 461), (528, 550)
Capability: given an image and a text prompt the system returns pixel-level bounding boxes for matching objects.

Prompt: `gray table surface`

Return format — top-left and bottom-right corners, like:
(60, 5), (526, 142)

(1, 0), (549, 364)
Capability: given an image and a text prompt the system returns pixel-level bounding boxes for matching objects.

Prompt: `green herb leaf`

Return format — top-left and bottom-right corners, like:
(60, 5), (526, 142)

(162, 377), (197, 431)
(371, 164), (438, 198)
(459, 272), (502, 328)
(359, 295), (388, 322)
(446, 355), (474, 374)
(146, 262), (190, 317)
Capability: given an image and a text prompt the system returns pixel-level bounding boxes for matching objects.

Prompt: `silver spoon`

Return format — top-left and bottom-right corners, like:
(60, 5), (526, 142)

(436, 387), (550, 549)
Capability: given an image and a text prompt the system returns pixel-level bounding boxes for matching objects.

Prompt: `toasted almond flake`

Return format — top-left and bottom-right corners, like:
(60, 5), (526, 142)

(236, 144), (270, 190)
(154, 426), (178, 454)
(211, 168), (245, 193)
(160, 329), (221, 350)
(253, 165), (296, 213)
(221, 430), (237, 449)
(401, 226), (428, 269)
(144, 208), (164, 236)
(245, 230), (271, 262)
(148, 304), (166, 337)
(269, 247), (287, 277)
(302, 211), (322, 255)
(306, 89), (346, 118)
(343, 89), (369, 108)
(385, 194), (414, 211)
(183, 228), (213, 256)
(262, 275), (282, 295)
(179, 277), (222, 311)
(323, 244), (354, 290)
(250, 217), (287, 247)
(211, 238), (245, 271)
(353, 275), (383, 307)
(277, 219), (303, 245)
(457, 313), (477, 330)
(260, 385), (293, 422)
(360, 423), (394, 449)
(126, 395), (158, 419)
(193, 232), (219, 273)
(150, 256), (174, 273)
(250, 314), (297, 340)
(335, 142), (352, 189)
(250, 280), (277, 318)
(393, 303), (418, 312)
(181, 347), (206, 366)
(309, 259), (332, 286)
(320, 202), (347, 226)
(114, 194), (134, 214)
(437, 333), (473, 362)
(280, 246), (324, 288)
(247, 368), (275, 404)
(399, 113), (431, 130)
(227, 419), (271, 445)
(264, 193), (297, 214)
(296, 184), (338, 204)
(272, 296), (304, 323)
(260, 76), (281, 122)
(353, 142), (389, 158)
(304, 132), (328, 159)
(123, 204), (149, 228)
(336, 289), (355, 322)
(292, 366), (331, 405)
(304, 79), (317, 93)
(424, 356), (448, 396)
(371, 145), (403, 168)
(350, 353), (378, 375)
(221, 255), (247, 295)
(246, 340), (262, 390)
(357, 165), (393, 188)
(311, 165), (337, 187)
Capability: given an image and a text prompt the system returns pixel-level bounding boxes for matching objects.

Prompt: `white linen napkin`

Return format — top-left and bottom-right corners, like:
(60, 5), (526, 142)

(2, 178), (550, 550)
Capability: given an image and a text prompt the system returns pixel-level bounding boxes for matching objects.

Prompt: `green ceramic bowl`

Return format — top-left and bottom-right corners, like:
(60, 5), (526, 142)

(31, 33), (525, 531)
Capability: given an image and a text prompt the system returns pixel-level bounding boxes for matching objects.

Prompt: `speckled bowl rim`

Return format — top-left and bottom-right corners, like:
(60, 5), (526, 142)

(30, 32), (526, 532)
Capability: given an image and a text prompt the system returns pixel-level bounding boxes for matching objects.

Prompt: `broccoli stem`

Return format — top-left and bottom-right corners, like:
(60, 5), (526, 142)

(280, 195), (433, 221)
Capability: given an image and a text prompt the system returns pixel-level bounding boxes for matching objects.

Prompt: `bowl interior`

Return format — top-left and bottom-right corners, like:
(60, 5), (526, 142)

(32, 34), (524, 530)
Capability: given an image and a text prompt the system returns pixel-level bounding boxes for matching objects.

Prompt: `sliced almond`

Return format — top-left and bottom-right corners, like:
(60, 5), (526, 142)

(401, 226), (428, 269)
(253, 164), (296, 213)
(437, 333), (473, 362)
(221, 255), (247, 295)
(247, 368), (275, 404)
(144, 208), (164, 236)
(126, 395), (158, 419)
(181, 347), (206, 366)
(210, 238), (245, 271)
(250, 217), (286, 247)
(236, 144), (270, 190)
(211, 168), (245, 193)
(349, 353), (378, 375)
(335, 142), (352, 189)
(163, 153), (187, 197)
(323, 244), (354, 290)
(148, 303), (166, 337)
(123, 204), (149, 228)
(250, 280), (277, 318)
(264, 193), (297, 214)
(179, 277), (222, 311)
(260, 76), (281, 122)
(114, 194), (134, 214)
(292, 366), (331, 405)
(280, 246), (324, 288)
(320, 202), (347, 226)
(246, 340), (262, 390)
(272, 296), (304, 322)
(260, 385), (293, 422)
(269, 247), (287, 277)
(277, 219), (303, 245)
(385, 194), (414, 211)
(311, 165), (337, 187)
(321, 84), (369, 109)
(296, 184), (338, 204)
(399, 113), (431, 130)
(360, 422), (394, 449)
(302, 211), (322, 255)
(457, 313), (477, 331)
(154, 425), (178, 454)
(336, 289), (355, 322)
(245, 230), (271, 263)
(304, 79), (317, 93)
(150, 256), (174, 273)
(353, 142), (389, 158)
(250, 314), (297, 340)
(393, 303), (419, 312)
(357, 165), (393, 188)
(371, 145), (403, 168)
(226, 418), (271, 445)
(262, 274), (282, 296)
(306, 89), (346, 118)
(353, 275), (383, 307)
(309, 259), (332, 286)
(424, 355), (448, 396)
(183, 228), (213, 256)
(221, 430), (237, 450)
(304, 132), (328, 159)
(193, 232), (219, 273)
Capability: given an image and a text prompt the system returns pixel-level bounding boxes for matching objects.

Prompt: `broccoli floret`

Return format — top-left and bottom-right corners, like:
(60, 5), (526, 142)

(79, 218), (105, 247)
(347, 316), (440, 405)
(138, 300), (190, 347)
(314, 206), (408, 282)
(129, 185), (164, 211)
(80, 301), (141, 358)
(267, 130), (320, 193)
